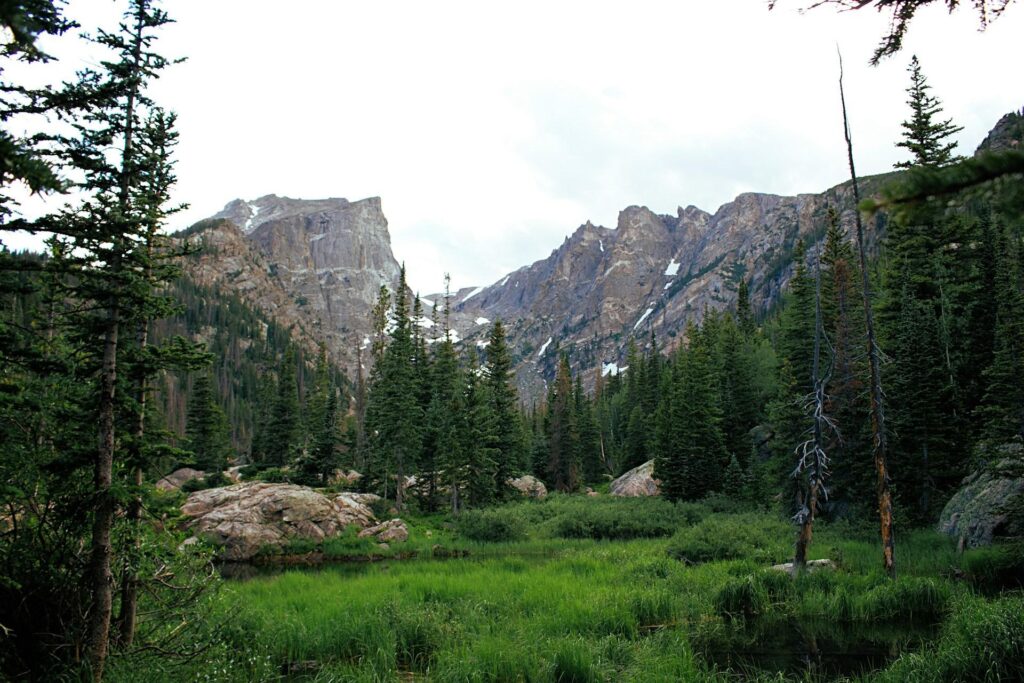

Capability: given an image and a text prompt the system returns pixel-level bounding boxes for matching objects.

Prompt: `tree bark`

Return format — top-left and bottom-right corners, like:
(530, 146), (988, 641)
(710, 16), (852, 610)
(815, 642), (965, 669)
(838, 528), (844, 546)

(839, 51), (896, 578)
(87, 303), (119, 682)
(87, 7), (146, 675)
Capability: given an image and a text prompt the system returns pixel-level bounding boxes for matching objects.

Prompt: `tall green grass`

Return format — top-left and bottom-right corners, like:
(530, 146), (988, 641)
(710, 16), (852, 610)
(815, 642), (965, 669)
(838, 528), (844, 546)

(105, 496), (1022, 682)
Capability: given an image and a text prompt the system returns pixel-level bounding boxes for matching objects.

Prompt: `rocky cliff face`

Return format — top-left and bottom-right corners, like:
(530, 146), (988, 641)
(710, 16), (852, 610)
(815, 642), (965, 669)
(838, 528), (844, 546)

(181, 180), (884, 400)
(181, 195), (402, 374)
(450, 176), (888, 398)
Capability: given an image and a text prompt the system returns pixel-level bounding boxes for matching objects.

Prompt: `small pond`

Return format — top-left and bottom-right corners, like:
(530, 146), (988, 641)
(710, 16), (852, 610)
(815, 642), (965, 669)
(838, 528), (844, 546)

(696, 617), (939, 681)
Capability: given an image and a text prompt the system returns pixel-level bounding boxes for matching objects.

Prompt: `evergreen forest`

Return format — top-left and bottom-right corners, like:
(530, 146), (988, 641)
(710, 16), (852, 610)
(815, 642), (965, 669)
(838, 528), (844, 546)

(1, 1), (1023, 681)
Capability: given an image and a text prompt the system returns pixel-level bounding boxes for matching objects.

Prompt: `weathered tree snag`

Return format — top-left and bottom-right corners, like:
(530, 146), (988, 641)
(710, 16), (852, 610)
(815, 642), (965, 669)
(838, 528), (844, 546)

(838, 50), (897, 579)
(794, 232), (831, 570)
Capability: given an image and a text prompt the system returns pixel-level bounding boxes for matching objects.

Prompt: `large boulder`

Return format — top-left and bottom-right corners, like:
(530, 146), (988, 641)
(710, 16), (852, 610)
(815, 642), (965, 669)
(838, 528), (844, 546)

(156, 467), (206, 492)
(508, 475), (548, 499)
(182, 482), (377, 560)
(610, 460), (660, 497)
(939, 442), (1024, 549)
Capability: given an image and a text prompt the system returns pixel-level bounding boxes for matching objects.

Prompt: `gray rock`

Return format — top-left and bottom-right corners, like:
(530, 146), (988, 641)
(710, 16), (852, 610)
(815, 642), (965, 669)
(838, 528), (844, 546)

(938, 442), (1024, 549)
(507, 475), (548, 499)
(610, 460), (660, 497)
(181, 482), (378, 561)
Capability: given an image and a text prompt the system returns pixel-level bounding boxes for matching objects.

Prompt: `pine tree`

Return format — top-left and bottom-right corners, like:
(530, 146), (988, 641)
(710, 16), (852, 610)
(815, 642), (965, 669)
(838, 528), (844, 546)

(484, 320), (523, 491)
(364, 266), (422, 508)
(656, 323), (726, 501)
(265, 347), (301, 466)
(574, 374), (603, 484)
(820, 213), (872, 514)
(546, 355), (580, 492)
(737, 278), (756, 337)
(185, 370), (231, 471)
(894, 56), (963, 169)
(463, 352), (500, 507)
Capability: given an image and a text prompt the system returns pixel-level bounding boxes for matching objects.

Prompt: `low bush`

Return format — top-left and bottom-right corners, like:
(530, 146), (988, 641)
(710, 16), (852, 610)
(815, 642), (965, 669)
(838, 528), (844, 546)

(181, 471), (231, 493)
(961, 542), (1024, 592)
(457, 508), (528, 542)
(666, 514), (791, 564)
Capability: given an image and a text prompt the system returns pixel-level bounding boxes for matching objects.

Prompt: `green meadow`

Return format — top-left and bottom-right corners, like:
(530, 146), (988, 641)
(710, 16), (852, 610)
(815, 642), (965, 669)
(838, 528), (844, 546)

(109, 497), (1024, 682)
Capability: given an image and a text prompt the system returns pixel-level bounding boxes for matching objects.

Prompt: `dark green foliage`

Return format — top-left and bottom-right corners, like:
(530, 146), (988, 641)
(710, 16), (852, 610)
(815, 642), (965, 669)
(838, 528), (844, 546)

(874, 595), (1024, 682)
(666, 514), (791, 564)
(894, 56), (963, 169)
(262, 346), (301, 466)
(773, 1), (1016, 65)
(365, 266), (423, 507)
(978, 227), (1024, 440)
(456, 508), (529, 542)
(485, 320), (525, 486)
(184, 371), (232, 471)
(655, 323), (726, 502)
(546, 355), (580, 493)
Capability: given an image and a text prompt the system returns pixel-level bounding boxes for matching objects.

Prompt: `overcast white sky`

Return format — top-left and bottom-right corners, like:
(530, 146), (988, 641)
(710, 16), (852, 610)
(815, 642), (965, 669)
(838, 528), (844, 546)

(3, 1), (1021, 293)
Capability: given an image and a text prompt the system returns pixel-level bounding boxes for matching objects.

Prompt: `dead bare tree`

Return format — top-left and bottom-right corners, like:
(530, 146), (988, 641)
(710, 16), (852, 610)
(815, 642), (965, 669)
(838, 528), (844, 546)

(793, 227), (836, 569)
(838, 49), (897, 578)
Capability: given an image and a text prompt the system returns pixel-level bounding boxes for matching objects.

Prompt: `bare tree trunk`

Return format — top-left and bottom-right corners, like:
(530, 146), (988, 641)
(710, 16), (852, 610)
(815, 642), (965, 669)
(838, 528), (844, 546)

(838, 50), (896, 579)
(795, 232), (829, 569)
(117, 313), (148, 648)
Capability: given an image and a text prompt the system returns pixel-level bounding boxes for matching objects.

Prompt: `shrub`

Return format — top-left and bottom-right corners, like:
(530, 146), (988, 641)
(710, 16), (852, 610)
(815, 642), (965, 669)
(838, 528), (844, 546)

(181, 471), (231, 493)
(547, 498), (682, 540)
(961, 542), (1024, 592)
(457, 508), (528, 542)
(666, 514), (790, 564)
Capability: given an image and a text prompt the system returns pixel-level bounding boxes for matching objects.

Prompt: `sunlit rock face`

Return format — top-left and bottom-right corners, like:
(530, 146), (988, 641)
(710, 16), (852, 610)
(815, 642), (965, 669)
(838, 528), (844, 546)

(183, 195), (402, 376)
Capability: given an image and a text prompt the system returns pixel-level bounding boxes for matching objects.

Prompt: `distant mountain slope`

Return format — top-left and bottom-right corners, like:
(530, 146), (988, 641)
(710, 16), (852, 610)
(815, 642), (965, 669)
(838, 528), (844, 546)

(180, 111), (1017, 401)
(450, 175), (892, 398)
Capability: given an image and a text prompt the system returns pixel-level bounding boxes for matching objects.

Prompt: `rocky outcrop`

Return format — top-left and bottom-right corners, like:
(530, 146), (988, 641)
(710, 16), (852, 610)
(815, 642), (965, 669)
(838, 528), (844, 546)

(938, 442), (1024, 549)
(508, 475), (548, 499)
(181, 482), (378, 560)
(610, 460), (660, 497)
(182, 195), (402, 377)
(156, 468), (206, 491)
(358, 519), (409, 543)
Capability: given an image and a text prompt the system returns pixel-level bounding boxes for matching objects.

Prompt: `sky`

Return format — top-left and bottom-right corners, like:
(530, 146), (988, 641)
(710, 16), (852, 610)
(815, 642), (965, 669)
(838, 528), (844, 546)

(3, 0), (1022, 294)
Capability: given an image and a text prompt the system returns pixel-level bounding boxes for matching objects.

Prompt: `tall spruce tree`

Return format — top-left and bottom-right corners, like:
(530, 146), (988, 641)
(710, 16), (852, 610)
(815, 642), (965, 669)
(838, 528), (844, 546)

(894, 56), (963, 169)
(265, 346), (301, 466)
(546, 355), (580, 492)
(365, 266), (422, 508)
(484, 320), (523, 490)
(185, 370), (231, 471)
